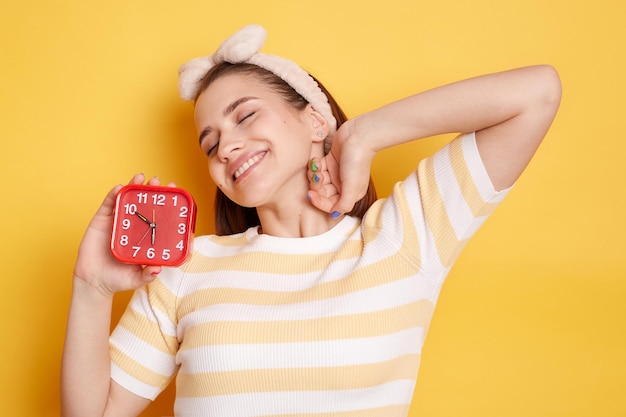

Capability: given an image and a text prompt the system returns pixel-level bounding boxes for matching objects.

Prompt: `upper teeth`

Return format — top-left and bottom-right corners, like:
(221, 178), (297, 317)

(234, 154), (263, 179)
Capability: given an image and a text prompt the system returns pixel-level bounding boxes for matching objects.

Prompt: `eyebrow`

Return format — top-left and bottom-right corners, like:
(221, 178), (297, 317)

(198, 96), (259, 145)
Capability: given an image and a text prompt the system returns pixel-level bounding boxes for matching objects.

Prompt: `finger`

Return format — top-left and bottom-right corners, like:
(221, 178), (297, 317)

(307, 190), (339, 214)
(308, 171), (333, 194)
(129, 173), (146, 185)
(314, 183), (339, 199)
(95, 184), (124, 217)
(309, 157), (335, 180)
(309, 157), (328, 174)
(147, 176), (162, 186)
(330, 189), (360, 216)
(309, 158), (319, 186)
(143, 265), (161, 280)
(321, 153), (342, 192)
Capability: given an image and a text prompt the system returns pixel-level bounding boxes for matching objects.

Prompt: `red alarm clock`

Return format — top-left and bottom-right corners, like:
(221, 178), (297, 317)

(110, 184), (197, 266)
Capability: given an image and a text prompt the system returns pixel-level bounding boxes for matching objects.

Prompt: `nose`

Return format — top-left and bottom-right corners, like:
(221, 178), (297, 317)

(216, 131), (245, 162)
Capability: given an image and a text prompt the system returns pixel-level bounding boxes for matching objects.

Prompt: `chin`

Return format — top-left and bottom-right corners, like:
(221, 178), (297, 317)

(228, 192), (266, 209)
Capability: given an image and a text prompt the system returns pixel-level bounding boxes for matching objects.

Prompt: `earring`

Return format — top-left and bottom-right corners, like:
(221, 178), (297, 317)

(317, 130), (324, 138)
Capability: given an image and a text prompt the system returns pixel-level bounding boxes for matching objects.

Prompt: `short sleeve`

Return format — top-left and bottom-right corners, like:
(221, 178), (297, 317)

(366, 132), (511, 275)
(413, 132), (510, 267)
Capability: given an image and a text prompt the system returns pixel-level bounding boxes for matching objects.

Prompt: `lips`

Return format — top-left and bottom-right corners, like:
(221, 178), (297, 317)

(233, 152), (266, 180)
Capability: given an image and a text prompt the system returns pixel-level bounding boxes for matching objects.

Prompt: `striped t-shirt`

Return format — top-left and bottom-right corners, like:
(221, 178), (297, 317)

(110, 132), (509, 416)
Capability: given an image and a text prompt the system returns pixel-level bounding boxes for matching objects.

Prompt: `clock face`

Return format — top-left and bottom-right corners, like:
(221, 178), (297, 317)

(110, 184), (197, 266)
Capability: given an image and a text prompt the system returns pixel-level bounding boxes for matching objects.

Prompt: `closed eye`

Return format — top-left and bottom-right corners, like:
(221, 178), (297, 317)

(201, 138), (218, 156)
(238, 112), (255, 124)
(206, 142), (218, 155)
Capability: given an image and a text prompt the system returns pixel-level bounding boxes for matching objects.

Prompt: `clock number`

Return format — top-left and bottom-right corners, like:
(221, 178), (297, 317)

(124, 203), (137, 215)
(171, 195), (178, 206)
(122, 218), (131, 230)
(178, 223), (186, 234)
(120, 235), (129, 246)
(152, 194), (166, 206)
(176, 240), (184, 250)
(162, 249), (171, 261)
(179, 206), (188, 217)
(129, 247), (161, 260)
(136, 193), (147, 204)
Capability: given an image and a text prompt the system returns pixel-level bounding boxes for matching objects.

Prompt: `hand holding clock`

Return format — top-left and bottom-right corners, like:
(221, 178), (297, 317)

(73, 174), (173, 297)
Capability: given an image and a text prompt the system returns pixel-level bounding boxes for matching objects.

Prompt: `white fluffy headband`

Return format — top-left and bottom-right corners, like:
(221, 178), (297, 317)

(178, 24), (337, 142)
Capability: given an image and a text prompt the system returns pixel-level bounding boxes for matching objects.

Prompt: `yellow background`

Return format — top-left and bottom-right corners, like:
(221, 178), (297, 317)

(1, 0), (624, 416)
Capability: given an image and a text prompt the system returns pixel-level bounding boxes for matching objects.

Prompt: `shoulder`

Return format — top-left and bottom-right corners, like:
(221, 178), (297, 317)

(361, 133), (510, 261)
(191, 229), (255, 252)
(411, 132), (509, 208)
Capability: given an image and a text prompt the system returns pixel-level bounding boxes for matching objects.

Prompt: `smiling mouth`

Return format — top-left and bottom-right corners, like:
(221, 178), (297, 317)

(234, 153), (265, 180)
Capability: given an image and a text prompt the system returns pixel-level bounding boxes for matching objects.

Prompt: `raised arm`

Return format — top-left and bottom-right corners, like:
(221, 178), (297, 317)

(61, 174), (160, 417)
(309, 65), (561, 213)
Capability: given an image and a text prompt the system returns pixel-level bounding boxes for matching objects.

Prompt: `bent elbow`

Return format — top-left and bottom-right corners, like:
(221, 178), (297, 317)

(537, 65), (562, 112)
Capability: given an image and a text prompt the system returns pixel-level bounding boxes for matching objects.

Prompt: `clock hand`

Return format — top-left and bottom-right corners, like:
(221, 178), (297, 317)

(136, 211), (157, 246)
(135, 212), (152, 225)
(151, 209), (156, 245)
(136, 226), (151, 246)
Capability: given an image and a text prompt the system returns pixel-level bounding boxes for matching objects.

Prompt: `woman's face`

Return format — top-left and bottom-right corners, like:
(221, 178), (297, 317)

(194, 73), (325, 209)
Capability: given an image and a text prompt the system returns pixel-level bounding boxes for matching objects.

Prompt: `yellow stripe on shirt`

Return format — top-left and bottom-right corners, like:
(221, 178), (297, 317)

(177, 353), (421, 397)
(179, 300), (434, 349)
(449, 137), (499, 217)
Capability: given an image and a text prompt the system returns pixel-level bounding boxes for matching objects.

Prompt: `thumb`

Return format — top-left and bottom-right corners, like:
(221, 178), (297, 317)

(329, 189), (359, 217)
(141, 266), (162, 283)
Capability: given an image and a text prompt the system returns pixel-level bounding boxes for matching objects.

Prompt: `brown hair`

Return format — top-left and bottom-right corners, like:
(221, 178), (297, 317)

(195, 62), (377, 235)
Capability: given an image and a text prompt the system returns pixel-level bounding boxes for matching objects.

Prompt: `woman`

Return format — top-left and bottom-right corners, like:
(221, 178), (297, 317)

(62, 25), (561, 417)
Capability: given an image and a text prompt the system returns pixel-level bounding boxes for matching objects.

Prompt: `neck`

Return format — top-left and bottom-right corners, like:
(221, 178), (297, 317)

(256, 202), (343, 238)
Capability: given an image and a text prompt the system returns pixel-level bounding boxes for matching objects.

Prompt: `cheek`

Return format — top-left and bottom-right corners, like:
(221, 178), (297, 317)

(207, 160), (224, 187)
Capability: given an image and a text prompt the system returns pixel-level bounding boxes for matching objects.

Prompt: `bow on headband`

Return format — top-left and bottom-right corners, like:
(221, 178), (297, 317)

(178, 24), (337, 144)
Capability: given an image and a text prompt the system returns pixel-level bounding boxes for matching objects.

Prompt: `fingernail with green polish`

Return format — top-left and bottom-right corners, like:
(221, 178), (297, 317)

(310, 159), (319, 172)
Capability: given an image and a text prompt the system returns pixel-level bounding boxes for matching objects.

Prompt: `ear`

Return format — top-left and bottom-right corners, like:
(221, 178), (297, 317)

(305, 104), (330, 143)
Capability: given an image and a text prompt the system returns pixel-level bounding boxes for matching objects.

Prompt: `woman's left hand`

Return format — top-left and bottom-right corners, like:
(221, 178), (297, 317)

(307, 117), (376, 216)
